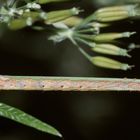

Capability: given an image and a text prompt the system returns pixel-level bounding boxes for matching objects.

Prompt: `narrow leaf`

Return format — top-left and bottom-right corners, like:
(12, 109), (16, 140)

(0, 102), (62, 137)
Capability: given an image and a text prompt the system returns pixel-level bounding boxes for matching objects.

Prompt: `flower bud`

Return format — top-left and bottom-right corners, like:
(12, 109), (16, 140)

(94, 5), (139, 22)
(22, 11), (41, 19)
(36, 0), (69, 4)
(90, 22), (110, 28)
(79, 47), (132, 70)
(8, 18), (28, 30)
(91, 56), (131, 70)
(46, 8), (81, 24)
(8, 12), (40, 30)
(93, 32), (136, 42)
(62, 16), (82, 26)
(8, 10), (47, 30)
(128, 43), (140, 51)
(23, 11), (47, 20)
(90, 43), (130, 57)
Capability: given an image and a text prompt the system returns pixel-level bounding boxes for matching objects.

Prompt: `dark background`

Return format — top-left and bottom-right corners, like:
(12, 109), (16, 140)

(0, 0), (140, 140)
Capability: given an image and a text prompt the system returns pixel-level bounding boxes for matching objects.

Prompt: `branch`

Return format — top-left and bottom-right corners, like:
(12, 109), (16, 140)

(0, 75), (140, 92)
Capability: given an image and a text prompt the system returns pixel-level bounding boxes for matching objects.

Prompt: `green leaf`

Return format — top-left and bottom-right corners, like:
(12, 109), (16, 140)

(0, 102), (62, 137)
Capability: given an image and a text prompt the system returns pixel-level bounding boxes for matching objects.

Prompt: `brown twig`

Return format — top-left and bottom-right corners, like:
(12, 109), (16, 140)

(0, 75), (139, 91)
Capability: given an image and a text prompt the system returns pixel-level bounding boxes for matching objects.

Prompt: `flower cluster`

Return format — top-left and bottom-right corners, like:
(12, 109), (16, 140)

(0, 1), (140, 70)
(0, 0), (80, 30)
(0, 1), (41, 27)
(49, 5), (140, 70)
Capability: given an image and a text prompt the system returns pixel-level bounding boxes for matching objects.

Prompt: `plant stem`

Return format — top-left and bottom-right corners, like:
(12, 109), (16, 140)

(0, 75), (140, 91)
(75, 12), (96, 30)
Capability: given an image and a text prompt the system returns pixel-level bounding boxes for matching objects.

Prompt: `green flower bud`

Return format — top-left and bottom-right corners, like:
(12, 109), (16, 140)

(8, 11), (41, 30)
(90, 22), (110, 28)
(94, 5), (139, 22)
(79, 48), (131, 70)
(128, 43), (140, 51)
(8, 11), (46, 30)
(91, 56), (131, 70)
(36, 0), (69, 4)
(22, 11), (41, 19)
(62, 16), (82, 26)
(76, 32), (136, 43)
(92, 32), (136, 42)
(46, 8), (81, 24)
(8, 18), (28, 30)
(23, 11), (48, 21)
(91, 43), (130, 57)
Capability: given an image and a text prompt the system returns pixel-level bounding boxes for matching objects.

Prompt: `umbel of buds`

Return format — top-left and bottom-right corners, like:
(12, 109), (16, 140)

(49, 4), (139, 70)
(0, 0), (80, 30)
(8, 8), (80, 30)
(0, 2), (139, 70)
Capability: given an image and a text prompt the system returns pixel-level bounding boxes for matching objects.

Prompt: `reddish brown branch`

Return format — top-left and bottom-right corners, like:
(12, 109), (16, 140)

(0, 75), (139, 91)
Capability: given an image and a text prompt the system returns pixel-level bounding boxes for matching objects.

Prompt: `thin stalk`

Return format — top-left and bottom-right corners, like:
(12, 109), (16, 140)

(77, 28), (95, 33)
(0, 75), (139, 91)
(75, 33), (94, 41)
(75, 37), (94, 47)
(75, 12), (96, 30)
(78, 47), (91, 60)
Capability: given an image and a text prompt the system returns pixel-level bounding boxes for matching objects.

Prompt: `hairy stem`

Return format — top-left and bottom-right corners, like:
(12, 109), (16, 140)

(0, 75), (139, 91)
